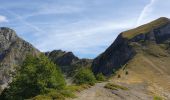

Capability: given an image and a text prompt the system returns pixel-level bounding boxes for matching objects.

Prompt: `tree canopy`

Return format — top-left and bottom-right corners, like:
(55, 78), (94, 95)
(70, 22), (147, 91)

(0, 54), (66, 100)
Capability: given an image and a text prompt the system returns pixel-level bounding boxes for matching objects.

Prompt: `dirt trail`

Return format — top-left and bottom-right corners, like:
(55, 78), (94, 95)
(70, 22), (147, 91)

(67, 82), (116, 100)
(67, 81), (153, 100)
(67, 55), (170, 100)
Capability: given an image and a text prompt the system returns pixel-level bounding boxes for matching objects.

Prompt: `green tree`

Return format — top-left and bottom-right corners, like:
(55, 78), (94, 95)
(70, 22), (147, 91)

(74, 68), (96, 85)
(96, 73), (106, 81)
(0, 54), (66, 100)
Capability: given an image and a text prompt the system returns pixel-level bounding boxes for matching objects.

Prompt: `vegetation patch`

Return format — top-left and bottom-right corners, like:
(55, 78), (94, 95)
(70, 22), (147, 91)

(122, 17), (169, 39)
(104, 83), (128, 90)
(74, 68), (96, 86)
(66, 84), (91, 92)
(32, 89), (76, 100)
(0, 54), (68, 100)
(153, 95), (163, 100)
(96, 73), (106, 81)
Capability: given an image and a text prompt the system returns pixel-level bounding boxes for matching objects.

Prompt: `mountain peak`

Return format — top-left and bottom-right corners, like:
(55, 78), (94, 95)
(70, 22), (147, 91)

(0, 27), (17, 42)
(122, 17), (170, 39)
(92, 17), (170, 75)
(0, 27), (40, 92)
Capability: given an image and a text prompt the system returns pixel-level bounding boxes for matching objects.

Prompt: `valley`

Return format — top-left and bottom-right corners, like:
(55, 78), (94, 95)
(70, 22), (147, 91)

(0, 17), (170, 100)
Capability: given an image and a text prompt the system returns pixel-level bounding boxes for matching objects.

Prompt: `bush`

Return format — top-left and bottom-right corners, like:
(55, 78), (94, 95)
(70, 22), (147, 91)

(74, 68), (96, 85)
(104, 83), (128, 90)
(66, 84), (91, 93)
(118, 74), (121, 78)
(96, 73), (106, 81)
(0, 54), (66, 100)
(112, 69), (116, 74)
(32, 88), (76, 100)
(153, 96), (162, 100)
(125, 71), (129, 75)
(32, 95), (52, 100)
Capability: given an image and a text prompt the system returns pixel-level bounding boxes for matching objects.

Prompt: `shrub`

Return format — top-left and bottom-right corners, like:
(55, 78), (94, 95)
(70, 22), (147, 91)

(66, 84), (91, 92)
(104, 83), (128, 90)
(125, 71), (129, 75)
(0, 54), (66, 100)
(112, 69), (116, 74)
(118, 74), (121, 78)
(32, 95), (52, 100)
(96, 73), (106, 81)
(153, 96), (162, 100)
(74, 68), (96, 85)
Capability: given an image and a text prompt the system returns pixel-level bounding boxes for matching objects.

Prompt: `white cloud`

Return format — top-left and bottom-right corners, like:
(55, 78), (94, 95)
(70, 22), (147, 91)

(136, 0), (170, 26)
(4, 0), (168, 58)
(136, 0), (156, 26)
(0, 15), (8, 23)
(19, 5), (84, 20)
(35, 19), (134, 58)
(3, 8), (44, 36)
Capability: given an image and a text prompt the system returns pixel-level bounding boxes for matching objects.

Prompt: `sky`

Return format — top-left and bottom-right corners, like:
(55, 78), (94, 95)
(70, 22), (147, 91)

(0, 0), (170, 58)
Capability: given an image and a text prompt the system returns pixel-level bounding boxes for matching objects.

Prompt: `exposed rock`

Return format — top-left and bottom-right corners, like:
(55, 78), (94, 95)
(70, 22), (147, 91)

(91, 17), (170, 99)
(0, 27), (40, 92)
(92, 35), (135, 75)
(45, 50), (92, 75)
(92, 17), (170, 76)
(45, 50), (79, 66)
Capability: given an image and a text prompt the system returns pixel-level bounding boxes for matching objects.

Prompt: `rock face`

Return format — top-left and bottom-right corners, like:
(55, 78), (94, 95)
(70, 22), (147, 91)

(45, 50), (79, 66)
(92, 17), (170, 75)
(92, 35), (135, 75)
(0, 27), (40, 92)
(45, 50), (92, 75)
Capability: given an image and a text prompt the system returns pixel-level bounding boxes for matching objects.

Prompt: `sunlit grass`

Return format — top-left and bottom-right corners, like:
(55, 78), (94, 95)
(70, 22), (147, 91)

(122, 17), (169, 39)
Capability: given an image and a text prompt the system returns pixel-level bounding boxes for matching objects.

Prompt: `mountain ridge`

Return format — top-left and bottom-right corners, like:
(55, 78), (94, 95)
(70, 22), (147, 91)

(0, 27), (40, 92)
(0, 17), (170, 99)
(45, 50), (92, 75)
(91, 17), (170, 99)
(92, 17), (170, 75)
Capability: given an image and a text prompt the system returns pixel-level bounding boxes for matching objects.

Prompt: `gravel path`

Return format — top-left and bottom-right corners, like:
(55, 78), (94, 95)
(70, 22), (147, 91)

(67, 82), (153, 100)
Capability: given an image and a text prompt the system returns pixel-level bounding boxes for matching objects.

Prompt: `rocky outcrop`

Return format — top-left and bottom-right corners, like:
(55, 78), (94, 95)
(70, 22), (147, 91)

(0, 27), (40, 92)
(45, 50), (79, 66)
(45, 50), (92, 75)
(92, 35), (135, 75)
(92, 17), (170, 75)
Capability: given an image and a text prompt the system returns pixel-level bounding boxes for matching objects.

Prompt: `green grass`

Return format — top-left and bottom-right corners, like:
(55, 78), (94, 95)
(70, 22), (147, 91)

(32, 95), (52, 100)
(122, 17), (169, 39)
(74, 68), (96, 85)
(104, 83), (128, 90)
(153, 95), (163, 100)
(96, 73), (106, 81)
(32, 89), (76, 100)
(65, 84), (91, 92)
(31, 84), (91, 100)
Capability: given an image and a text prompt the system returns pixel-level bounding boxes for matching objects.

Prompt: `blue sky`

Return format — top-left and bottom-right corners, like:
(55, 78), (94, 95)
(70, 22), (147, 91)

(0, 0), (170, 58)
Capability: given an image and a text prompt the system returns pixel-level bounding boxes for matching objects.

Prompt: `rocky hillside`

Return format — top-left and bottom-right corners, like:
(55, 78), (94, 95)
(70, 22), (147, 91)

(0, 27), (40, 92)
(45, 50), (92, 75)
(92, 17), (170, 99)
(92, 17), (170, 75)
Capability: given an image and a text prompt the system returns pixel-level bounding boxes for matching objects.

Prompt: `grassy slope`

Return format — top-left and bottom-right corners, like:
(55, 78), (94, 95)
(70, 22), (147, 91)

(122, 17), (169, 39)
(112, 44), (170, 99)
(67, 44), (170, 100)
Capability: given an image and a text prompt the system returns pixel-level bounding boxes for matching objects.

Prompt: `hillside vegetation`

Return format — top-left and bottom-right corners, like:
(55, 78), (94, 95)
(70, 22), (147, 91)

(122, 17), (169, 39)
(0, 54), (66, 99)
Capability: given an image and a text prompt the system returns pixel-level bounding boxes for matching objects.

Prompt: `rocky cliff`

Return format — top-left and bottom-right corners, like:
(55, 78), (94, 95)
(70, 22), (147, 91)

(92, 17), (170, 99)
(46, 50), (92, 75)
(0, 27), (40, 92)
(92, 17), (170, 75)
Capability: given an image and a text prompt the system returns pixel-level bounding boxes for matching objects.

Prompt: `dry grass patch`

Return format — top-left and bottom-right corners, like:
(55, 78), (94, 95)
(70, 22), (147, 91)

(122, 17), (169, 39)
